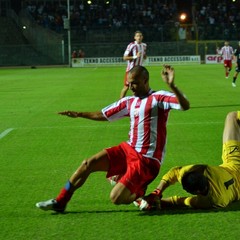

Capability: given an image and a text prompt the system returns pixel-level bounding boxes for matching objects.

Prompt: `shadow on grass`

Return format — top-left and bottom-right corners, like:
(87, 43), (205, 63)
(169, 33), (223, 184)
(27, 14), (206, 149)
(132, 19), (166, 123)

(138, 201), (240, 216)
(49, 201), (240, 216)
(50, 209), (139, 215)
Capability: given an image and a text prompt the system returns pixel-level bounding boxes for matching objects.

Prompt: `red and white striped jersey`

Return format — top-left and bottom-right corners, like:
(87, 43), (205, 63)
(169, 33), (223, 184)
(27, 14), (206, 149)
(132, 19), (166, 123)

(217, 46), (234, 60)
(124, 41), (147, 72)
(102, 90), (182, 163)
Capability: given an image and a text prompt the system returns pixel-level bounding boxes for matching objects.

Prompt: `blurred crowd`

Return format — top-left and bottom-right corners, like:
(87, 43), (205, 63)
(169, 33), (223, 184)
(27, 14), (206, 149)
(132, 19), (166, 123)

(23, 0), (178, 32)
(194, 0), (240, 40)
(195, 0), (240, 26)
(22, 0), (240, 40)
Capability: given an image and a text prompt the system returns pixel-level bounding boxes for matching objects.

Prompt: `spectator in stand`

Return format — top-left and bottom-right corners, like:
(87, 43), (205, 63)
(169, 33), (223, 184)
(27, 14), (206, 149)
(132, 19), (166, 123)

(120, 30), (147, 98)
(72, 50), (77, 58)
(178, 27), (186, 41)
(78, 49), (85, 58)
(77, 49), (85, 67)
(217, 41), (234, 79)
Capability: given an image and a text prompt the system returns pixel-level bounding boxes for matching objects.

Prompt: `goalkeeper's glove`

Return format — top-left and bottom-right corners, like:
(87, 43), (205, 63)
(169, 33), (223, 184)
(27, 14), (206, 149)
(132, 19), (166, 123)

(135, 189), (162, 211)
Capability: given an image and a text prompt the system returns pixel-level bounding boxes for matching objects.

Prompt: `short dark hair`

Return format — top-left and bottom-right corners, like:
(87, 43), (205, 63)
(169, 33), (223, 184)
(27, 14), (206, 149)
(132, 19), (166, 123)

(134, 30), (143, 35)
(130, 66), (149, 80)
(181, 171), (208, 194)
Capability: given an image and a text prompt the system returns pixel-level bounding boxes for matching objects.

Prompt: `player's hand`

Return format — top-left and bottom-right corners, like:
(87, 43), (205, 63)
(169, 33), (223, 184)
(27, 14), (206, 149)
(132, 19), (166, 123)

(161, 65), (175, 87)
(136, 52), (141, 58)
(143, 189), (162, 208)
(58, 111), (79, 118)
(134, 189), (162, 211)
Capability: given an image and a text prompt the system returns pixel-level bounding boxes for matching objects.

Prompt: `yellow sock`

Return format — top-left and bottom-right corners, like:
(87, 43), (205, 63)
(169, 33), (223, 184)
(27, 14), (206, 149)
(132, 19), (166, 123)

(237, 111), (240, 121)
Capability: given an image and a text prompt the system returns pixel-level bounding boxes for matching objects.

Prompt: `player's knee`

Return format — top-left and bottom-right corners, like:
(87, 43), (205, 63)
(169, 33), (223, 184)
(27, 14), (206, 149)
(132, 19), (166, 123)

(226, 111), (237, 122)
(225, 112), (240, 128)
(110, 187), (130, 205)
(110, 191), (121, 205)
(110, 185), (135, 205)
(80, 159), (94, 172)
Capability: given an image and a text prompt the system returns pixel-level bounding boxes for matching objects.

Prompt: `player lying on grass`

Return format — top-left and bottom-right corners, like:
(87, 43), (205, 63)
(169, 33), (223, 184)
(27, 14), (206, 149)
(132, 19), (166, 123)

(135, 111), (240, 210)
(35, 65), (190, 213)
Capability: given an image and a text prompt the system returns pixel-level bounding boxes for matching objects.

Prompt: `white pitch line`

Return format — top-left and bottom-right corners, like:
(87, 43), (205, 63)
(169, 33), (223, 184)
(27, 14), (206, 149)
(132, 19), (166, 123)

(0, 128), (14, 139)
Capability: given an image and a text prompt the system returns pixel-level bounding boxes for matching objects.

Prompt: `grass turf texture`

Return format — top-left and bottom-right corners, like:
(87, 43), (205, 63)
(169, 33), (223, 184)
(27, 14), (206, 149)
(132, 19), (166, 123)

(1, 65), (240, 240)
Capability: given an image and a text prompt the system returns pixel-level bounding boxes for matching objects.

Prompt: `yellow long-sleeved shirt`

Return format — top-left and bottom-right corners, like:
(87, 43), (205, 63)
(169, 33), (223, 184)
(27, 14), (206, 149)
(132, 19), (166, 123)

(162, 164), (240, 209)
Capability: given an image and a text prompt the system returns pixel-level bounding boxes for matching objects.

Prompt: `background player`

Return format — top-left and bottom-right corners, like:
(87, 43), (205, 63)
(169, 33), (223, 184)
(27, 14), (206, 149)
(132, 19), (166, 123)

(232, 41), (240, 87)
(217, 41), (234, 79)
(120, 30), (147, 98)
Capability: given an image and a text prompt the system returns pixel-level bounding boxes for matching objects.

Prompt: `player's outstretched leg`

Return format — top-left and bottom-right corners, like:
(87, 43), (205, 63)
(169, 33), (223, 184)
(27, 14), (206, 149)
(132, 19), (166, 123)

(36, 180), (74, 213)
(36, 150), (110, 213)
(36, 199), (66, 213)
(223, 111), (240, 144)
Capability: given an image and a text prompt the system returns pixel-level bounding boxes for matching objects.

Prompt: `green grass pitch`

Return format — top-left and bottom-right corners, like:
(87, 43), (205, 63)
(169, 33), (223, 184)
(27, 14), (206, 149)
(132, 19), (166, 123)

(1, 64), (240, 240)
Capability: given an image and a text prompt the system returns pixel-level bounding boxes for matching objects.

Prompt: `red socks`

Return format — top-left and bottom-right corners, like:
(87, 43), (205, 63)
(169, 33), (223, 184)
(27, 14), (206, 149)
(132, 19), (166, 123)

(56, 181), (74, 206)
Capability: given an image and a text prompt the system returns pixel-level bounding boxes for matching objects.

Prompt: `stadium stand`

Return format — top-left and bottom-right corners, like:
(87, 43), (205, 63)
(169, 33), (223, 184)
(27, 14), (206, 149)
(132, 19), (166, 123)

(21, 0), (240, 42)
(0, 15), (60, 66)
(0, 16), (47, 66)
(22, 0), (179, 42)
(1, 0), (240, 66)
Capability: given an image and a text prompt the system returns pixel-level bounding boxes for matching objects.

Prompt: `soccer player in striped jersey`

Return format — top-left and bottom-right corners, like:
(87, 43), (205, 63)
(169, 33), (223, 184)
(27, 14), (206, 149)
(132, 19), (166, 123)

(136, 111), (240, 210)
(36, 65), (190, 213)
(217, 41), (234, 79)
(120, 30), (147, 98)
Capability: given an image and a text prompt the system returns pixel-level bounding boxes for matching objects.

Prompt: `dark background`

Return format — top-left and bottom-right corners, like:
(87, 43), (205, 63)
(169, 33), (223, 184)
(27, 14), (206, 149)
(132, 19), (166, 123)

(10, 0), (193, 15)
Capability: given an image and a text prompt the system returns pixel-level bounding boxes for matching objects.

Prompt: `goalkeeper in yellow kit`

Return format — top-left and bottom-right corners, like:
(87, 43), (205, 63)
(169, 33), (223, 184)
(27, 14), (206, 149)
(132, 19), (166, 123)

(135, 111), (240, 210)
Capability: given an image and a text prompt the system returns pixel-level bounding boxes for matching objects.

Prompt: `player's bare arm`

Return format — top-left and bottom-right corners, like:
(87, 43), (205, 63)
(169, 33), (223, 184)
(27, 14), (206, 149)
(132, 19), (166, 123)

(161, 65), (190, 111)
(123, 52), (142, 61)
(161, 65), (175, 86)
(233, 55), (238, 65)
(58, 111), (107, 121)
